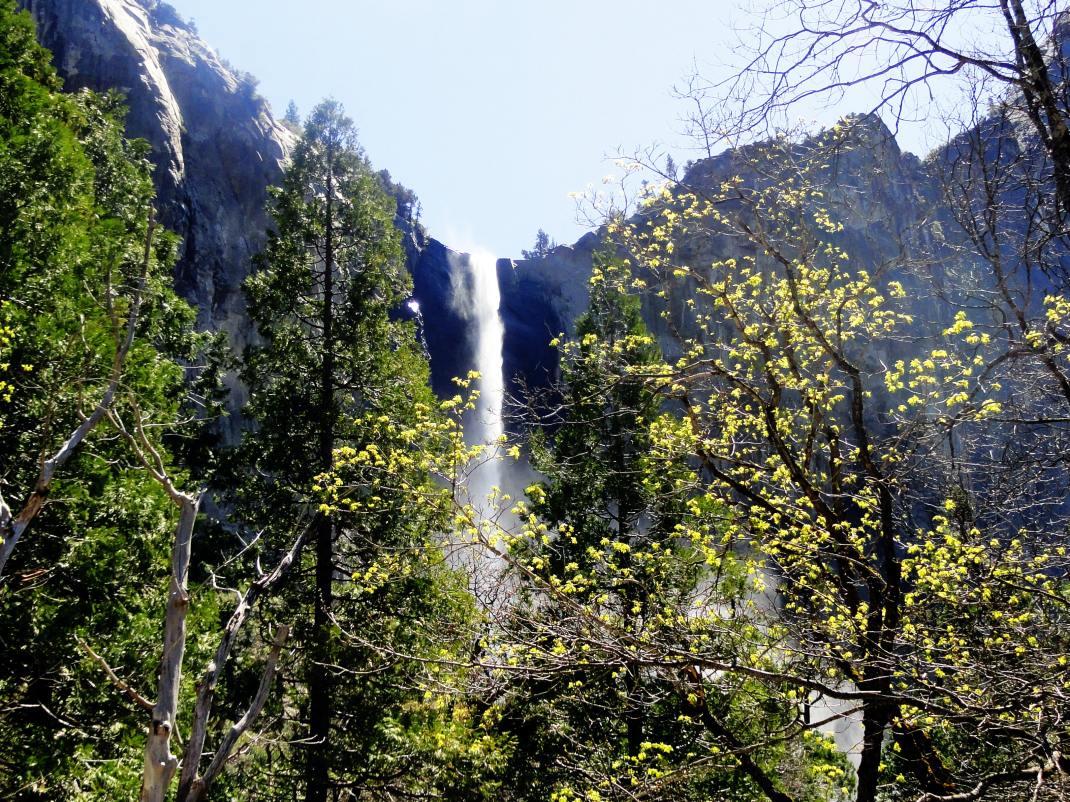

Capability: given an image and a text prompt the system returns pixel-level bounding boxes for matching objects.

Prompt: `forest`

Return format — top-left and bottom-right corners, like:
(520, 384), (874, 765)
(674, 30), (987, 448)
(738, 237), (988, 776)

(3, 1), (1070, 801)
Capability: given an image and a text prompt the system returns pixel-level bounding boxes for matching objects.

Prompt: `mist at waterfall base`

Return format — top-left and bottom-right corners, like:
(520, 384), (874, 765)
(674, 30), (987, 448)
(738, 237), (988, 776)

(444, 249), (866, 762)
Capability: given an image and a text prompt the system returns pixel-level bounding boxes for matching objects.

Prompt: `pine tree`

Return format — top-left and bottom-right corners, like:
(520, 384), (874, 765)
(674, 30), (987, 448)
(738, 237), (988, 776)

(521, 228), (555, 260)
(282, 99), (301, 132)
(238, 99), (490, 801)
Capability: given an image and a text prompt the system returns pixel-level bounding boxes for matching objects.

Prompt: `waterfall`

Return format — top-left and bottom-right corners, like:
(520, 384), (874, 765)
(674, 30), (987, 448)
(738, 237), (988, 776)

(464, 250), (505, 516)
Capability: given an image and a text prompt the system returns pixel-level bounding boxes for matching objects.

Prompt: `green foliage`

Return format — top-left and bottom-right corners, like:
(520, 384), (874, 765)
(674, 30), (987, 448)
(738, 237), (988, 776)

(233, 99), (503, 799)
(483, 253), (847, 801)
(0, 3), (219, 798)
(520, 253), (698, 612)
(521, 228), (556, 260)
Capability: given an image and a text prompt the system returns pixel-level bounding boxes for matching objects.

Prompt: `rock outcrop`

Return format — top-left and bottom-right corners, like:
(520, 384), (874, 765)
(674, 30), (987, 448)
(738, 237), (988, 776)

(501, 116), (960, 393)
(408, 236), (479, 398)
(21, 0), (1021, 416)
(499, 232), (601, 397)
(21, 0), (296, 363)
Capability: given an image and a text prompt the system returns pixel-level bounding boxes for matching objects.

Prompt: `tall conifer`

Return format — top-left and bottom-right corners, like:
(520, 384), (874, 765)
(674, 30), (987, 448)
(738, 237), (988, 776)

(240, 99), (485, 801)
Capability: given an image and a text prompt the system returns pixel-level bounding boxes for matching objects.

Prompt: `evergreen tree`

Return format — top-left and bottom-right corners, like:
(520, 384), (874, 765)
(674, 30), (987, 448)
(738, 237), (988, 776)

(521, 228), (555, 260)
(499, 252), (684, 797)
(282, 99), (301, 131)
(238, 99), (494, 801)
(0, 4), (226, 796)
(495, 253), (710, 798)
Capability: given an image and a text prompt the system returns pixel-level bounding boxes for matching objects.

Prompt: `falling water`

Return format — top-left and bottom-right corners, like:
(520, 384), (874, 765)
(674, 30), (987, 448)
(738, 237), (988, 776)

(464, 250), (505, 516)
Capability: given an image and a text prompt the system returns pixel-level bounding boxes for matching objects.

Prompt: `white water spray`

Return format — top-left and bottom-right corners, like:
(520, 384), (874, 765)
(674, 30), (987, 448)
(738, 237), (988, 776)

(465, 250), (505, 516)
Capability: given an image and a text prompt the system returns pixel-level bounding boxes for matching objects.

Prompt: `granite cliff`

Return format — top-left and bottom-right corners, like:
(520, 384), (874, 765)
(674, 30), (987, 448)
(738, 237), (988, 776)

(20, 0), (293, 349)
(501, 116), (960, 395)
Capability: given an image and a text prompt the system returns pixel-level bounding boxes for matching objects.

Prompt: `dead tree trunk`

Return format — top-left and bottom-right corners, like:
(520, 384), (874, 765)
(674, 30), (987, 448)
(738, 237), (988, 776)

(140, 491), (199, 802)
(0, 213), (156, 578)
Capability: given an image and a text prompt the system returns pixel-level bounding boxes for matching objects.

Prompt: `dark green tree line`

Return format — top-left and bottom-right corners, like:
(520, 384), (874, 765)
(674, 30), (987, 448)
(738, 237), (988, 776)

(0, 3), (230, 796)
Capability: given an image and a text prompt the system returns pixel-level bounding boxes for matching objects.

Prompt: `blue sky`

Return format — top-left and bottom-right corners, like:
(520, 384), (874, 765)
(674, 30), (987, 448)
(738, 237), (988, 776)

(166, 0), (938, 258)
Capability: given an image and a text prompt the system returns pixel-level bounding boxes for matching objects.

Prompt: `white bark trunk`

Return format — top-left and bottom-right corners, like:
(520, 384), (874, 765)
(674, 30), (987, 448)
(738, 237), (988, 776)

(182, 625), (289, 802)
(178, 527), (306, 801)
(140, 492), (199, 802)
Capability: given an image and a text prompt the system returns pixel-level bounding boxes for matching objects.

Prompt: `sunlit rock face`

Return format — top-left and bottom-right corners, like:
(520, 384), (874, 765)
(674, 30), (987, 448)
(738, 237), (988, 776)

(21, 0), (296, 358)
(20, 0), (482, 422)
(18, 1), (992, 416)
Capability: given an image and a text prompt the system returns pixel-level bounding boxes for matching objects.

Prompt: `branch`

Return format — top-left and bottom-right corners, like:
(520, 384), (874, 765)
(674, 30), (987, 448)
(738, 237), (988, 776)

(0, 211), (157, 578)
(76, 636), (155, 713)
(179, 525), (309, 798)
(916, 751), (1070, 802)
(183, 625), (290, 802)
(678, 665), (797, 802)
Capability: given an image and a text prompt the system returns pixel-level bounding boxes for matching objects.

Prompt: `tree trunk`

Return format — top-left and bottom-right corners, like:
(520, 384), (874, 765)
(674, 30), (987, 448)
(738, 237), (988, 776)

(140, 492), (199, 802)
(178, 528), (306, 801)
(180, 625), (290, 802)
(305, 136), (336, 802)
(1001, 0), (1070, 217)
(0, 214), (155, 579)
(855, 697), (890, 802)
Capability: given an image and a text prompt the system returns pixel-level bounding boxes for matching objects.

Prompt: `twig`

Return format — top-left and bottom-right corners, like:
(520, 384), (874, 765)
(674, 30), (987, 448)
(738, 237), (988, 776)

(76, 636), (154, 713)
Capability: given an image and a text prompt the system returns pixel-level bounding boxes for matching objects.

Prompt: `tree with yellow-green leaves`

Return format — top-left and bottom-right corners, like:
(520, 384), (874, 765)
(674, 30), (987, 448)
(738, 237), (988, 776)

(601, 128), (1070, 802)
(475, 120), (1070, 802)
(673, 3), (1070, 792)
(460, 249), (852, 802)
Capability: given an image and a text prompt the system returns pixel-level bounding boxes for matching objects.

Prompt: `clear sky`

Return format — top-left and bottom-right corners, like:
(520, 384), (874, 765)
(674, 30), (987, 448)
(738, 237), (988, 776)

(164, 0), (937, 258)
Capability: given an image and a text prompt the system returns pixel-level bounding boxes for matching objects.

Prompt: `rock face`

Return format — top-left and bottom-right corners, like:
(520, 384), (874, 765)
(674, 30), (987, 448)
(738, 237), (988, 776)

(500, 116), (961, 393)
(20, 0), (480, 416)
(21, 0), (296, 363)
(408, 236), (479, 398)
(499, 232), (601, 398)
(20, 0), (1019, 413)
